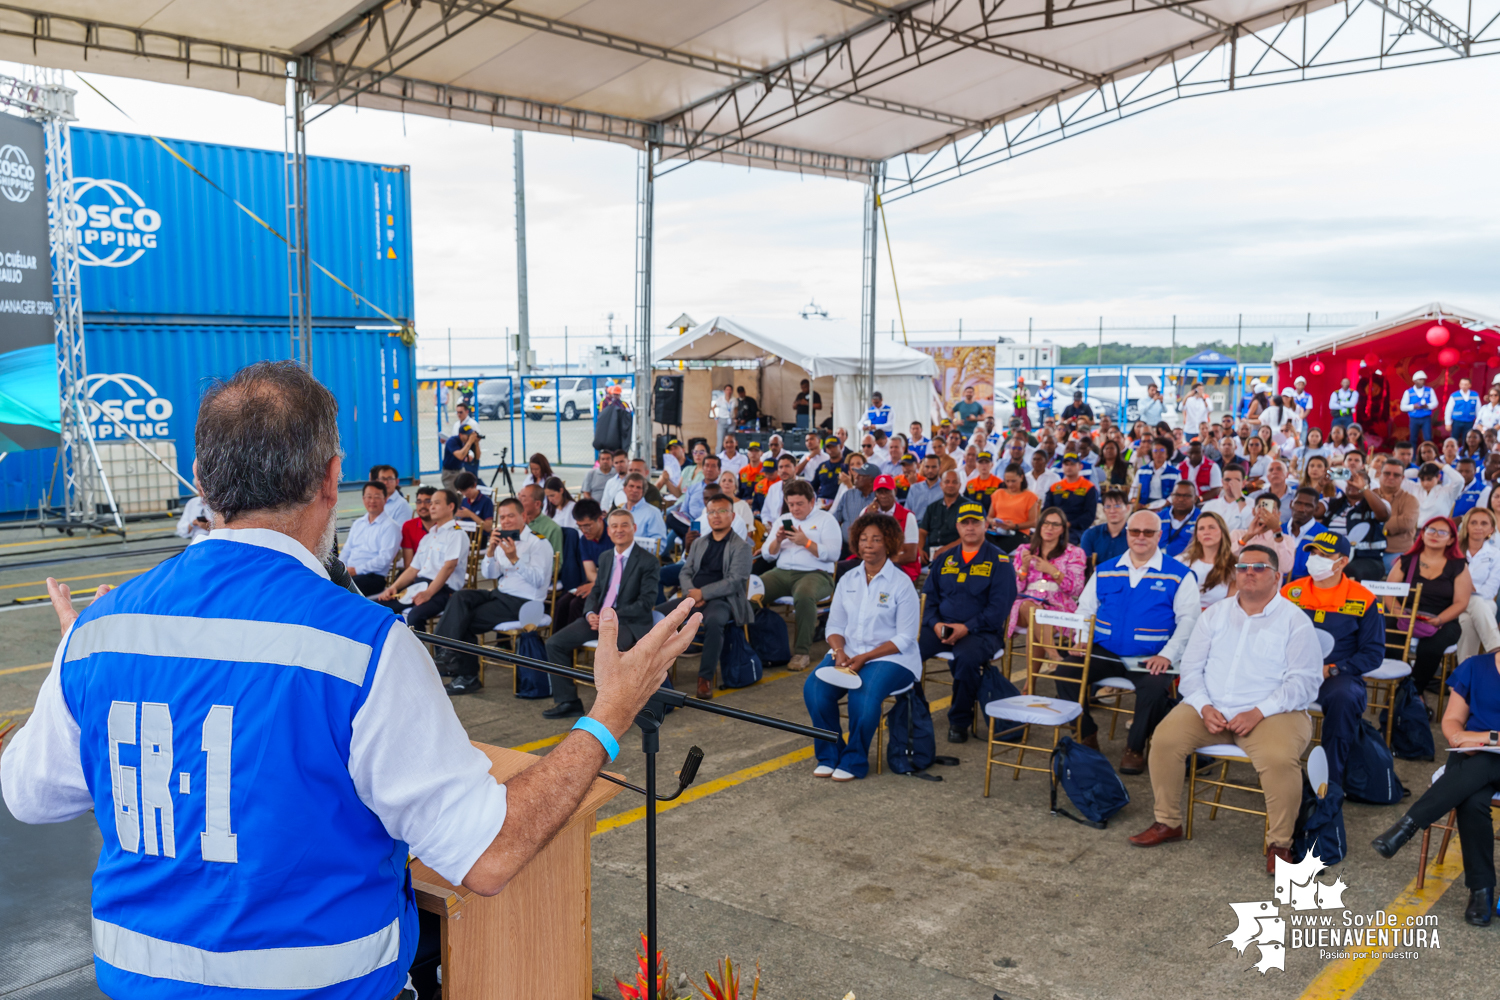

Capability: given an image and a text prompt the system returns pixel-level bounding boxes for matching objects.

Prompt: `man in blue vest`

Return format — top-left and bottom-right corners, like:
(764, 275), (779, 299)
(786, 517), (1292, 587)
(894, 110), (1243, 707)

(1280, 531), (1384, 790)
(1446, 376), (1480, 444)
(1401, 371), (1438, 445)
(862, 391), (892, 435)
(1132, 436), (1181, 511)
(1054, 510), (1201, 773)
(1158, 482), (1200, 558)
(921, 503), (1017, 743)
(1, 361), (702, 999)
(1455, 456), (1486, 517)
(1035, 379), (1056, 421)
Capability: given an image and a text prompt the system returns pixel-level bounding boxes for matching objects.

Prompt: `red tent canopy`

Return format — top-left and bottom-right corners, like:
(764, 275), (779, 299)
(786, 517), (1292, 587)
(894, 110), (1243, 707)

(1274, 303), (1500, 444)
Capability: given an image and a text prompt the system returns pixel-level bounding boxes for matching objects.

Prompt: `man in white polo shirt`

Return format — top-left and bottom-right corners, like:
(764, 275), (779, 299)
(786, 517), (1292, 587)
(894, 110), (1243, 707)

(376, 488), (470, 629)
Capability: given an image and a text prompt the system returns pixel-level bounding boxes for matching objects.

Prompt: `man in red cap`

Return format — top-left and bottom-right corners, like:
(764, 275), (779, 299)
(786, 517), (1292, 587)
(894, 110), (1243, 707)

(865, 474), (921, 580)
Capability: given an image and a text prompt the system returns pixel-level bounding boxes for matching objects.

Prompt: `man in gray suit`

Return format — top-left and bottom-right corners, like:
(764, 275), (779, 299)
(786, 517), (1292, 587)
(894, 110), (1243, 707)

(656, 494), (753, 698)
(544, 508), (661, 718)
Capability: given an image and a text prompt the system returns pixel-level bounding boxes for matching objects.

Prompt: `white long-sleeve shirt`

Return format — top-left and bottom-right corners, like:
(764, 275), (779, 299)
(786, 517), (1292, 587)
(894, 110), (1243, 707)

(1446, 390), (1481, 426)
(1328, 388), (1359, 415)
(0, 527), (508, 886)
(1467, 538), (1500, 601)
(383, 491), (412, 526)
(343, 511), (402, 577)
(760, 507), (841, 573)
(174, 495), (210, 541)
(479, 527), (553, 601)
(825, 558), (922, 680)
(1076, 549), (1202, 665)
(1400, 386), (1437, 414)
(1477, 402), (1500, 432)
(1176, 593), (1323, 720)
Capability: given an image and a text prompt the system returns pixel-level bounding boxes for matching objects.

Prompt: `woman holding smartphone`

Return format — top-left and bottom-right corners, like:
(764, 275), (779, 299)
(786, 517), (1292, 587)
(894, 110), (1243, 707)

(1231, 496), (1295, 573)
(1388, 515), (1473, 695)
(1005, 507), (1085, 639)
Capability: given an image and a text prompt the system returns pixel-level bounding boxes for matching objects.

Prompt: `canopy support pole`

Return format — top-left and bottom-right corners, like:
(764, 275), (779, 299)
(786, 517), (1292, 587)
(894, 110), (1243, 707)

(633, 134), (659, 462)
(514, 130), (532, 376)
(285, 59), (313, 374)
(860, 164), (883, 411)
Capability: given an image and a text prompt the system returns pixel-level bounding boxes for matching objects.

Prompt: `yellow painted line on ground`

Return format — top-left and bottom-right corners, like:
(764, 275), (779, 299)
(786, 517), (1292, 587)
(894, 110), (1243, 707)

(710, 667), (796, 699)
(510, 733), (565, 753)
(0, 568), (146, 592)
(1297, 813), (1500, 999)
(0, 531), (177, 550)
(0, 662), (49, 677)
(594, 746), (815, 836)
(0, 707), (33, 719)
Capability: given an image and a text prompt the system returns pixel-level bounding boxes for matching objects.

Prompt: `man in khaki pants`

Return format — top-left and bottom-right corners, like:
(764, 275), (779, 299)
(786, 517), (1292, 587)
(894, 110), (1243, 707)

(1127, 543), (1323, 874)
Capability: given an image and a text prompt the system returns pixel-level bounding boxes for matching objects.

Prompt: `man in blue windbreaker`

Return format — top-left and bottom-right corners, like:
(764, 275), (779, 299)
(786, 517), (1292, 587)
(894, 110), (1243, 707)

(1, 361), (701, 999)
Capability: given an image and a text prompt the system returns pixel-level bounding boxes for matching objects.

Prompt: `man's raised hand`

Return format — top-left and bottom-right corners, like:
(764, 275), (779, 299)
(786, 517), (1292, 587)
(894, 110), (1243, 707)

(590, 600), (702, 736)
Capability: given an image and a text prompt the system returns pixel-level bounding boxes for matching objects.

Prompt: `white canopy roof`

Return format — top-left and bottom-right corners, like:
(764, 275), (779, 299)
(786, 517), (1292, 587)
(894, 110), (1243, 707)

(655, 316), (937, 379)
(1, 0), (1436, 185)
(1272, 302), (1500, 363)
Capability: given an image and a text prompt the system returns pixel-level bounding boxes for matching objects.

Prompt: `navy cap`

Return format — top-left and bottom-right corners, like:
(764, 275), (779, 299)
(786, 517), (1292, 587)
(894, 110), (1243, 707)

(956, 501), (986, 521)
(1300, 530), (1350, 558)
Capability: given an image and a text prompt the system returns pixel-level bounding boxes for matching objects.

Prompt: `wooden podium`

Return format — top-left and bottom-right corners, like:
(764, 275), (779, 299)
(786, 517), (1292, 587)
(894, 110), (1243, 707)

(410, 742), (622, 1000)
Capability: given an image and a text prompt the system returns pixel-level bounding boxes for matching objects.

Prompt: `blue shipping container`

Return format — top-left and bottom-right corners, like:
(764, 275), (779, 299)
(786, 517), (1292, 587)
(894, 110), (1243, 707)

(0, 324), (417, 515)
(70, 128), (414, 322)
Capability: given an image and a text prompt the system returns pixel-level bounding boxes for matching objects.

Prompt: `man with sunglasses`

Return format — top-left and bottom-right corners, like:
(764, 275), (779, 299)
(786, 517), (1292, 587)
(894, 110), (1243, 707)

(1055, 510), (1201, 774)
(1130, 544), (1322, 873)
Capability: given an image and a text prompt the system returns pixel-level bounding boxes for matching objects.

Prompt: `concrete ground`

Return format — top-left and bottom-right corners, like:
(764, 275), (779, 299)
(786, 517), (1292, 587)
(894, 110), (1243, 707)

(0, 494), (1491, 1000)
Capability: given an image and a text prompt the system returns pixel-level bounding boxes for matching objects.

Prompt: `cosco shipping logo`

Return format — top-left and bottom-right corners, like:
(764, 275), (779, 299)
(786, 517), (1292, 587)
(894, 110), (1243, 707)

(69, 177), (162, 267)
(0, 144), (36, 203)
(84, 372), (174, 440)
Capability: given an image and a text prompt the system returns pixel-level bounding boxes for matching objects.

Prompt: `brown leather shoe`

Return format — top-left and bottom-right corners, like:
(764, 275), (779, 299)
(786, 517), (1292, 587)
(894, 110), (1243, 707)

(787, 654), (810, 672)
(1128, 823), (1183, 848)
(1080, 732), (1100, 751)
(1120, 748), (1146, 774)
(697, 677), (713, 699)
(1266, 844), (1294, 875)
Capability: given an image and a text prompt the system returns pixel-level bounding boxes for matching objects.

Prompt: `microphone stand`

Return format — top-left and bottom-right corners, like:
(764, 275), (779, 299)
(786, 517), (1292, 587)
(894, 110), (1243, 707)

(413, 630), (837, 998)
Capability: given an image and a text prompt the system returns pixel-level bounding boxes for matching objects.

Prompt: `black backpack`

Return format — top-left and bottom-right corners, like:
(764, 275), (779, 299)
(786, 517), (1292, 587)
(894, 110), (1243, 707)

(1343, 719), (1407, 804)
(513, 633), (552, 699)
(1379, 678), (1437, 761)
(1050, 736), (1130, 828)
(717, 626), (763, 689)
(885, 686), (937, 776)
(1292, 775), (1347, 865)
(747, 606), (791, 666)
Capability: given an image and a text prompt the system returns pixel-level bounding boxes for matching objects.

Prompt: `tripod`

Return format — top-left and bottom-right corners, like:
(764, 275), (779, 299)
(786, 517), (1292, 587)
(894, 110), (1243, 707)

(415, 630), (837, 997)
(487, 447), (517, 498)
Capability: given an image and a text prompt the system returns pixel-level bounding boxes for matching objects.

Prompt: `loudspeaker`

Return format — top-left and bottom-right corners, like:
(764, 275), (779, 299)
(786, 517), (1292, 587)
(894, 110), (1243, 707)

(653, 374), (684, 426)
(654, 433), (676, 470)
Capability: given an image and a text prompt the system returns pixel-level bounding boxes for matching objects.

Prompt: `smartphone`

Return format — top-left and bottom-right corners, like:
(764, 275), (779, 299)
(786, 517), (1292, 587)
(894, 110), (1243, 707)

(1256, 498), (1279, 515)
(781, 516), (795, 531)
(935, 624), (949, 640)
(498, 529), (521, 541)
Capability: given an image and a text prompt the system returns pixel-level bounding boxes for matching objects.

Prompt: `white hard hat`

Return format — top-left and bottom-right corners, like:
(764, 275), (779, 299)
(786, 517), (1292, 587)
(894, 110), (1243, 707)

(1294, 376), (1306, 384)
(1493, 372), (1500, 384)
(1412, 371), (1427, 381)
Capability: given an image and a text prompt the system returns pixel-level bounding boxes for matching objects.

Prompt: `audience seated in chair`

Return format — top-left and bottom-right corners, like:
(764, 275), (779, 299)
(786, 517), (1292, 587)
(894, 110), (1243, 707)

(374, 488), (468, 629)
(554, 499), (608, 631)
(803, 513), (922, 781)
(759, 479), (841, 672)
(398, 485), (437, 572)
(655, 493), (753, 698)
(431, 496), (554, 695)
(544, 508), (660, 719)
(1128, 543), (1321, 874)
(343, 480), (403, 596)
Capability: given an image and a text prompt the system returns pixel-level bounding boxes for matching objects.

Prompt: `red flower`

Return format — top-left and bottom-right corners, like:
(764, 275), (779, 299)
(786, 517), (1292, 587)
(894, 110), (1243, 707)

(615, 932), (671, 1000)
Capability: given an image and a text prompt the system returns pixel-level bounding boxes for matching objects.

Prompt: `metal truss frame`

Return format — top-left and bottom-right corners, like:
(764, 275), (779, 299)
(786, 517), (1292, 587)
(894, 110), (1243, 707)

(0, 68), (121, 532)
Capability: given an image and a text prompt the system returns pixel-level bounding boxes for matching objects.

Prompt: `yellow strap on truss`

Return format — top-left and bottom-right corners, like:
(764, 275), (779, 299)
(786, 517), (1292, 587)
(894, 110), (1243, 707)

(75, 74), (413, 338)
(875, 191), (908, 346)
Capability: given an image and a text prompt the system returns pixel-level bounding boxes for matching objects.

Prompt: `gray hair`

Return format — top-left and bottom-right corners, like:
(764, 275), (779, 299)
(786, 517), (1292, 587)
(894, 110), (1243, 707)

(195, 361), (340, 522)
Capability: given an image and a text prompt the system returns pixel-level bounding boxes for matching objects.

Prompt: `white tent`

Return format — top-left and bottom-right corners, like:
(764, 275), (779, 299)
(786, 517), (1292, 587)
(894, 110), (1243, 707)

(655, 316), (936, 439)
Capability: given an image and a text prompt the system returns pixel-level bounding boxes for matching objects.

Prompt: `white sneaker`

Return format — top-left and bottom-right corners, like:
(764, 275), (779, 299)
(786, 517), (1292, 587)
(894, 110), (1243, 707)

(813, 765), (835, 777)
(831, 768), (856, 782)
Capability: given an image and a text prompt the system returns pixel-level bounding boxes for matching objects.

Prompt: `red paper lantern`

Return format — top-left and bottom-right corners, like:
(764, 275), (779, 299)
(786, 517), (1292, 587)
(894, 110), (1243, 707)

(1309, 360), (1325, 375)
(1438, 347), (1460, 367)
(1363, 350), (1380, 365)
(1488, 356), (1500, 369)
(1426, 324), (1450, 347)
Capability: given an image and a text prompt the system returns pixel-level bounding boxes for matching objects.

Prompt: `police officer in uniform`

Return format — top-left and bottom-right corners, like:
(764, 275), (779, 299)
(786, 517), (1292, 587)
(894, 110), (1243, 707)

(1281, 531), (1385, 788)
(1056, 510), (1201, 773)
(920, 501), (1017, 743)
(812, 437), (846, 505)
(1, 361), (703, 998)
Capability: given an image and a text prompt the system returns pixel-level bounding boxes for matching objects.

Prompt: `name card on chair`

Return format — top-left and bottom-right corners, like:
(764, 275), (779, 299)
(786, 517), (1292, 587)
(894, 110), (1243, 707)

(1364, 581), (1410, 597)
(1032, 610), (1091, 635)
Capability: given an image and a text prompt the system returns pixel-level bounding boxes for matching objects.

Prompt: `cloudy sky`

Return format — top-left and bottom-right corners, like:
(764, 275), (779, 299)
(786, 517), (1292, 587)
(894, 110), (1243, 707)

(5, 41), (1497, 368)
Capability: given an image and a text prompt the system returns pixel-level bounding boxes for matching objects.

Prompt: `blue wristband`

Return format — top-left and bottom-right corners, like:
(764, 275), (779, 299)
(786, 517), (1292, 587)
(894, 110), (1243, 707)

(572, 716), (620, 762)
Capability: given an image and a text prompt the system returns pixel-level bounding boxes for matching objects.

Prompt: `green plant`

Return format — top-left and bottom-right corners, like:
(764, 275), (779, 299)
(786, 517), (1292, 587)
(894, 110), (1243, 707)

(695, 957), (760, 1000)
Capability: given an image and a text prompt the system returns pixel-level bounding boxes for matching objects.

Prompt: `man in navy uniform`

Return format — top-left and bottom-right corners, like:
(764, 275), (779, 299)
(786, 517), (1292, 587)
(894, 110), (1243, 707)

(1055, 509), (1201, 773)
(1, 361), (703, 998)
(1280, 530), (1385, 787)
(921, 502), (1017, 743)
(812, 437), (847, 506)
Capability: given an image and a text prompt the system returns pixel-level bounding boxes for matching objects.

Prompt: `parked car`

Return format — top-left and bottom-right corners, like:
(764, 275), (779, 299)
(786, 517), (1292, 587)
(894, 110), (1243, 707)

(1057, 371), (1166, 423)
(525, 376), (595, 421)
(474, 378), (524, 419)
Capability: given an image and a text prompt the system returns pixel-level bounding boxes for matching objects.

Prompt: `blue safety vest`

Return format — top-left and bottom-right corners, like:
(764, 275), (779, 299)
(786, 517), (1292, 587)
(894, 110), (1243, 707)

(1135, 462), (1181, 505)
(1450, 390), (1479, 424)
(1403, 386), (1436, 418)
(60, 538), (417, 999)
(1455, 476), (1486, 517)
(864, 404), (892, 429)
(908, 437), (929, 460)
(1158, 507), (1200, 558)
(1036, 386), (1055, 411)
(1092, 554), (1191, 658)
